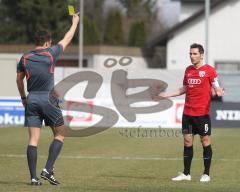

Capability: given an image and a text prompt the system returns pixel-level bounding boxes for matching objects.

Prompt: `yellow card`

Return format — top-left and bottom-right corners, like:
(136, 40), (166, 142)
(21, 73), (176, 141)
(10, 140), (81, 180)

(68, 5), (75, 16)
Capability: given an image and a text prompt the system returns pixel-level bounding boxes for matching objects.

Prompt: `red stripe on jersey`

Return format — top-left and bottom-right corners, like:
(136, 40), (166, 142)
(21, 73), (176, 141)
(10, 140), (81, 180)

(50, 64), (54, 74)
(38, 51), (54, 74)
(23, 53), (34, 80)
(39, 51), (54, 62)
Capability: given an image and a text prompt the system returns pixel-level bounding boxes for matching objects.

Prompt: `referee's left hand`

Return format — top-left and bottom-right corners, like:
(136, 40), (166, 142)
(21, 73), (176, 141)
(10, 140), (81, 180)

(21, 98), (27, 108)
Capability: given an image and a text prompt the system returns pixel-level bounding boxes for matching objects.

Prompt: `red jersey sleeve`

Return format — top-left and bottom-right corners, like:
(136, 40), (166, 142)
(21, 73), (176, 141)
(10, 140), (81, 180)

(183, 68), (188, 86)
(209, 67), (217, 83)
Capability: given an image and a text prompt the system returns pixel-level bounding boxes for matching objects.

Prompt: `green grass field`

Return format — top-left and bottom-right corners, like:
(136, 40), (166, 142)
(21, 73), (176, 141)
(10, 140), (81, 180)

(0, 126), (240, 192)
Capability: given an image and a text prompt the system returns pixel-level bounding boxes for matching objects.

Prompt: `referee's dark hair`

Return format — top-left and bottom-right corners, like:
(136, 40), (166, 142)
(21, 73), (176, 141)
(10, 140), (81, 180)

(190, 43), (204, 54)
(34, 30), (52, 46)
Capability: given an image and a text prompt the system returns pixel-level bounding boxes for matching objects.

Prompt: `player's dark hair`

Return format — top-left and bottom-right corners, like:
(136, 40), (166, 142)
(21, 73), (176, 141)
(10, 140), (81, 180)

(190, 43), (204, 54)
(34, 30), (52, 46)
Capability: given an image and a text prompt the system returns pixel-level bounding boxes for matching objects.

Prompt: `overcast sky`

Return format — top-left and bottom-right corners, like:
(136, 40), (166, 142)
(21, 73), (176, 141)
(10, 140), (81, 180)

(105, 0), (180, 27)
(158, 0), (180, 27)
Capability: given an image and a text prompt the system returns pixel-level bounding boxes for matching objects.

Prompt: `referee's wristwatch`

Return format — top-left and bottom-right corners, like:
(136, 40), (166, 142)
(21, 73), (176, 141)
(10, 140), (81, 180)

(21, 96), (27, 100)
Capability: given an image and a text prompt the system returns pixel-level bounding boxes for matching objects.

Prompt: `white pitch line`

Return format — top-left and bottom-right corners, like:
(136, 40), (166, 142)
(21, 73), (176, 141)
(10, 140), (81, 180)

(0, 154), (240, 162)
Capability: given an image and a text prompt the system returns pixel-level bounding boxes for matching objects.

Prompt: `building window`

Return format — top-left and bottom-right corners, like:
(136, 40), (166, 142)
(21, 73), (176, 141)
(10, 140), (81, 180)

(215, 61), (240, 72)
(83, 59), (88, 68)
(56, 59), (88, 67)
(56, 59), (78, 67)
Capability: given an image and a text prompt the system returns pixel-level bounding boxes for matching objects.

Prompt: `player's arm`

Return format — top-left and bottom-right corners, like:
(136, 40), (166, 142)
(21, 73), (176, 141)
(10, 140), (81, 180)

(58, 14), (80, 51)
(16, 72), (27, 107)
(161, 86), (186, 98)
(211, 78), (224, 97)
(153, 86), (186, 100)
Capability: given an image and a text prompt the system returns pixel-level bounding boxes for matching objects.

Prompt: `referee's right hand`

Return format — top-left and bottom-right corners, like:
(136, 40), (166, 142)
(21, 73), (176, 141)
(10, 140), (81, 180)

(72, 14), (80, 25)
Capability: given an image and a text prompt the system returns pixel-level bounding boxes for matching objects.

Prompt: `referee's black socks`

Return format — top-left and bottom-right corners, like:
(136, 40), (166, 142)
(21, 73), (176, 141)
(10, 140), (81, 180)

(27, 145), (38, 180)
(183, 146), (193, 175)
(203, 145), (212, 176)
(45, 139), (63, 173)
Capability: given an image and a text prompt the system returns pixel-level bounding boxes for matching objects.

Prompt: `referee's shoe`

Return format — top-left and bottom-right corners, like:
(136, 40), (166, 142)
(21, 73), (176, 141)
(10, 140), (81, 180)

(40, 168), (60, 185)
(31, 178), (42, 186)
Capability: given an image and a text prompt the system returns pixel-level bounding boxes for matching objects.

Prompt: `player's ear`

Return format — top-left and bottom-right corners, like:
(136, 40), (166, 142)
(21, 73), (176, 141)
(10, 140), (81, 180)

(43, 41), (47, 47)
(45, 40), (51, 47)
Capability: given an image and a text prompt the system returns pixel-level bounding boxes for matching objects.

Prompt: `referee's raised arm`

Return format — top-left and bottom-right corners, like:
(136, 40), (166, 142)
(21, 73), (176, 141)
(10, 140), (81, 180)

(58, 14), (80, 51)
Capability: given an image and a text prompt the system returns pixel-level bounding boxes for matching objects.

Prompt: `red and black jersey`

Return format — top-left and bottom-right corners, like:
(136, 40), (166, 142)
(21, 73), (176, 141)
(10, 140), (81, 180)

(183, 64), (217, 116)
(17, 44), (63, 92)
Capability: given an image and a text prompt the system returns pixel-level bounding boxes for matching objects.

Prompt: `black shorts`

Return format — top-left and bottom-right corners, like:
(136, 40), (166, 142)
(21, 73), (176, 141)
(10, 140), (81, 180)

(182, 114), (211, 136)
(25, 91), (64, 128)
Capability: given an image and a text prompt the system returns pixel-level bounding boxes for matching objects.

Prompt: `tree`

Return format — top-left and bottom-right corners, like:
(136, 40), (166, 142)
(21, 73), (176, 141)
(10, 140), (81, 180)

(128, 21), (146, 47)
(83, 16), (100, 45)
(118, 0), (157, 24)
(117, 0), (161, 42)
(83, 0), (105, 43)
(0, 0), (72, 44)
(103, 9), (124, 45)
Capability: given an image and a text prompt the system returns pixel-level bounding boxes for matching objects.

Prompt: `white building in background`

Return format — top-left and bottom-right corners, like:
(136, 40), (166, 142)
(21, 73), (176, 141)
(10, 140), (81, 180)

(168, 0), (240, 71)
(150, 0), (240, 101)
(171, 0), (205, 22)
(153, 0), (240, 70)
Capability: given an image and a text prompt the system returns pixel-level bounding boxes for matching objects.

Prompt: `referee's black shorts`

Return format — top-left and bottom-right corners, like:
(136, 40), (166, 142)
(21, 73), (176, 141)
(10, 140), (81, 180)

(25, 91), (64, 128)
(182, 114), (211, 136)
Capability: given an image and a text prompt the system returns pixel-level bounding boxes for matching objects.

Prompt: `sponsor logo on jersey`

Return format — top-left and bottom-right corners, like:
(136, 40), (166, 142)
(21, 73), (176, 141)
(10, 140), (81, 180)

(199, 71), (206, 77)
(188, 78), (201, 85)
